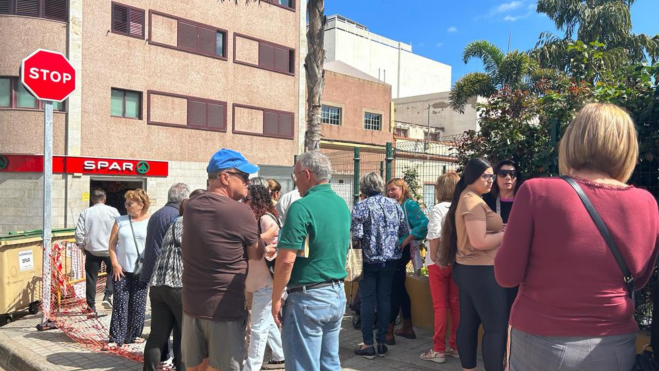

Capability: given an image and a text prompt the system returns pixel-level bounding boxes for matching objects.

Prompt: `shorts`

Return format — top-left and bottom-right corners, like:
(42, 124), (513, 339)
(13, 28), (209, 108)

(182, 313), (247, 371)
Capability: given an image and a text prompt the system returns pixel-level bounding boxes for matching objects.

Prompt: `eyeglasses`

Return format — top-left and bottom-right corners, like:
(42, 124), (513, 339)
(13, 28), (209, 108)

(497, 170), (517, 179)
(224, 171), (250, 183)
(291, 169), (308, 182)
(481, 173), (496, 181)
(125, 201), (139, 207)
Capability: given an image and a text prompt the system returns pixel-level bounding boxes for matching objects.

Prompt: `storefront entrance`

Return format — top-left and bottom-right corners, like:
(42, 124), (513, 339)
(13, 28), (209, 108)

(90, 178), (144, 215)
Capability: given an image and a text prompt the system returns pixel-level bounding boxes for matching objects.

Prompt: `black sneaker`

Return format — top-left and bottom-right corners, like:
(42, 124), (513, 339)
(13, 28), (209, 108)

(377, 344), (388, 358)
(101, 297), (113, 310)
(354, 345), (376, 360)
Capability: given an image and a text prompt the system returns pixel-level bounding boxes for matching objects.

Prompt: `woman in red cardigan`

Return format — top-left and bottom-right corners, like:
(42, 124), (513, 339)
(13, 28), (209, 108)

(495, 103), (659, 371)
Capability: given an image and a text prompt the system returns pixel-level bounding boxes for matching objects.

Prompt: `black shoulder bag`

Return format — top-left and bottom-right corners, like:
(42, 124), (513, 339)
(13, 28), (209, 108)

(562, 176), (658, 371)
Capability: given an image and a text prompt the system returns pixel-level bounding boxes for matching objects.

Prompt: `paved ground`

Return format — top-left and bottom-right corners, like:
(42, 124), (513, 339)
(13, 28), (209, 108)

(0, 294), (476, 371)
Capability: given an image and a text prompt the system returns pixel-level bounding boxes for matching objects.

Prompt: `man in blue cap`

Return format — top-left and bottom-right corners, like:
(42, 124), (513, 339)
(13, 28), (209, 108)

(181, 149), (276, 371)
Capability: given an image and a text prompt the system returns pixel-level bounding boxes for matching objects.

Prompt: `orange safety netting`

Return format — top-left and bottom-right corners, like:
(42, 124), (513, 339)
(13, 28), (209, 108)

(41, 238), (145, 363)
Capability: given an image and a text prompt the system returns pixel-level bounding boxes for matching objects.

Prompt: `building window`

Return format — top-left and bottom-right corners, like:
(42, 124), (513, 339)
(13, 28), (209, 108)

(425, 132), (440, 142)
(147, 91), (227, 132)
(112, 2), (145, 39)
(266, 0), (294, 10)
(0, 77), (66, 111)
(233, 104), (294, 139)
(111, 88), (141, 119)
(148, 11), (227, 60)
(321, 105), (341, 126)
(364, 112), (382, 131)
(395, 127), (409, 137)
(234, 34), (295, 75)
(0, 0), (68, 22)
(423, 184), (435, 212)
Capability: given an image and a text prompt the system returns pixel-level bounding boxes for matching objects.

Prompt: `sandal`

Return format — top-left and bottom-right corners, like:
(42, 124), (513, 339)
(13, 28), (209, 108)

(102, 342), (118, 351)
(133, 337), (146, 344)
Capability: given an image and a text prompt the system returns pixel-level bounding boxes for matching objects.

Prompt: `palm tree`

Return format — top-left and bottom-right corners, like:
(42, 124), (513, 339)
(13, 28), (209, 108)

(305, 0), (325, 151)
(532, 0), (659, 75)
(449, 41), (535, 113)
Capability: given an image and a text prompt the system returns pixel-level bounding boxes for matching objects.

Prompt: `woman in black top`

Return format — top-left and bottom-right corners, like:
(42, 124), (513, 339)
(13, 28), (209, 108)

(483, 159), (522, 339)
(483, 159), (522, 224)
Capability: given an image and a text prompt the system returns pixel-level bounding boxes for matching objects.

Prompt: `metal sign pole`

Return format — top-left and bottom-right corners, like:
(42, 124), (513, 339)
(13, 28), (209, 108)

(41, 101), (53, 327)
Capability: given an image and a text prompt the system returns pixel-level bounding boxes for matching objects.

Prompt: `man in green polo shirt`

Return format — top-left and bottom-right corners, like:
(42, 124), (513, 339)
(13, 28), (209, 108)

(271, 150), (350, 371)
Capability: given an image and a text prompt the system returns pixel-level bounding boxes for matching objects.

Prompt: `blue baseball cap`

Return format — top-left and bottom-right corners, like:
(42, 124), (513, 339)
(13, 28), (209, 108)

(207, 149), (259, 174)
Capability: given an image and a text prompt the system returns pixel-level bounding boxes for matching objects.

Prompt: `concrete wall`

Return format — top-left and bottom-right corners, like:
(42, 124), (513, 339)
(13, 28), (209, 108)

(324, 15), (451, 99)
(320, 70), (393, 146)
(393, 92), (482, 136)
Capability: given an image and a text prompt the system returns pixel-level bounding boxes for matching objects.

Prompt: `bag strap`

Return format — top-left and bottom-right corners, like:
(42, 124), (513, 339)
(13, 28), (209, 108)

(128, 216), (142, 269)
(561, 176), (635, 297)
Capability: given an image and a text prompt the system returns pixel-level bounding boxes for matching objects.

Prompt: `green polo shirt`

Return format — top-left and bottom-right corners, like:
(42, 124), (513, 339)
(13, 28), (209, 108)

(278, 183), (350, 286)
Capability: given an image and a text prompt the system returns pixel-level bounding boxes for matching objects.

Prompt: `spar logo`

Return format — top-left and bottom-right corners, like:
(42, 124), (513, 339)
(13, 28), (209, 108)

(0, 155), (8, 170)
(137, 161), (150, 175)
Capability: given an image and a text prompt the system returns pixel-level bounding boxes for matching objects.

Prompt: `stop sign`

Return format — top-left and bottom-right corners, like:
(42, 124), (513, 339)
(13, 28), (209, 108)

(21, 49), (76, 102)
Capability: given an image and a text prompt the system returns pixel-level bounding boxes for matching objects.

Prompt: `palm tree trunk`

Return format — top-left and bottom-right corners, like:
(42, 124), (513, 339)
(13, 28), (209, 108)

(304, 0), (325, 151)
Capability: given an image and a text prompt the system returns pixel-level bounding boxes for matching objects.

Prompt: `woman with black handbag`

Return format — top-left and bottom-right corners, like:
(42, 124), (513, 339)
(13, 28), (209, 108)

(495, 103), (659, 371)
(105, 188), (151, 351)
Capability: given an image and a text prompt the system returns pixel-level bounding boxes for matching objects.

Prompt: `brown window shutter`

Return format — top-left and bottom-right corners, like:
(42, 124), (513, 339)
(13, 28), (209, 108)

(112, 3), (128, 34)
(187, 100), (207, 126)
(278, 113), (294, 137)
(128, 8), (144, 38)
(207, 103), (225, 129)
(197, 27), (216, 56)
(15, 0), (39, 16)
(274, 47), (289, 73)
(259, 43), (275, 70)
(0, 0), (10, 14)
(177, 21), (197, 50)
(43, 0), (67, 21)
(263, 111), (279, 135)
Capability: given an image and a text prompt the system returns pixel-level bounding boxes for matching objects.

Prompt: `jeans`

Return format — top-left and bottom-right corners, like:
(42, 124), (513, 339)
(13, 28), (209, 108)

(282, 282), (346, 371)
(244, 287), (285, 371)
(84, 250), (113, 311)
(453, 263), (508, 371)
(428, 264), (459, 353)
(359, 261), (396, 345)
(143, 286), (184, 371)
(390, 245), (412, 323)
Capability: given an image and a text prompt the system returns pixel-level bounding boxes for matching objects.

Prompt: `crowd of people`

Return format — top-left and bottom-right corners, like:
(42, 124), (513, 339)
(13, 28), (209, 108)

(71, 102), (659, 371)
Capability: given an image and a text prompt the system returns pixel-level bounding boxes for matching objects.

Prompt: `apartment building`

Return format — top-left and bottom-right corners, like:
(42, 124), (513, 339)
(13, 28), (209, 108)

(0, 0), (306, 233)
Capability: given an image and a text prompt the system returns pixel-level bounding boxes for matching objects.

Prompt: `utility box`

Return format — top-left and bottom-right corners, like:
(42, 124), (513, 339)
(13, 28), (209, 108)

(0, 229), (74, 324)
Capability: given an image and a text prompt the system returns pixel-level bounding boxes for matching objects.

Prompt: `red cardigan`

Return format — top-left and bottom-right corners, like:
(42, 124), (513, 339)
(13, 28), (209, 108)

(495, 177), (659, 336)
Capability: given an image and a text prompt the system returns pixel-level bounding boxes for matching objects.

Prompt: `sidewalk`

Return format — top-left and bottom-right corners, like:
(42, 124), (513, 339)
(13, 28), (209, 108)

(0, 302), (474, 371)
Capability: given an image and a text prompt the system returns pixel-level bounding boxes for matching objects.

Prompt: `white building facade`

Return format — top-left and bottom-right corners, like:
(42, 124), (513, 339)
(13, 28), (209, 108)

(323, 15), (451, 99)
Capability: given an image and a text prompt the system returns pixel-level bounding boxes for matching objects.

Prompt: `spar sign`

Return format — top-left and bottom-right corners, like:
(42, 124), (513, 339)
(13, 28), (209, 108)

(21, 49), (76, 102)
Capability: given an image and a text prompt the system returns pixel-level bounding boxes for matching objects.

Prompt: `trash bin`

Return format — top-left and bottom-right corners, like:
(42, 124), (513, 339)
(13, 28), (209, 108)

(0, 228), (75, 325)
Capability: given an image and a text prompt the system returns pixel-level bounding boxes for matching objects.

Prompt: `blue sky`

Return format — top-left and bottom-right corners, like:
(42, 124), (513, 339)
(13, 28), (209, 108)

(324, 0), (659, 86)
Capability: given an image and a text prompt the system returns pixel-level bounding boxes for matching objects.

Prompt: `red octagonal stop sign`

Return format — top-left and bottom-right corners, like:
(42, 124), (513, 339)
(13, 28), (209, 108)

(21, 49), (76, 102)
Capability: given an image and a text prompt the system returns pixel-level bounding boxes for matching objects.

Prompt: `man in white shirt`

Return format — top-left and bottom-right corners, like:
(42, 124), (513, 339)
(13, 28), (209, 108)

(275, 187), (301, 225)
(75, 189), (120, 314)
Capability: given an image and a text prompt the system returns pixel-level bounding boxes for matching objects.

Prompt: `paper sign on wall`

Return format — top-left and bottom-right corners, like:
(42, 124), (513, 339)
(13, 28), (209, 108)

(18, 250), (34, 271)
(81, 192), (90, 202)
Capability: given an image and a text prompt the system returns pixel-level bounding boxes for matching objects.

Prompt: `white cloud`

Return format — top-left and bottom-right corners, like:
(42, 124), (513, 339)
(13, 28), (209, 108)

(527, 1), (537, 10)
(447, 26), (457, 33)
(436, 42), (444, 48)
(494, 1), (523, 14)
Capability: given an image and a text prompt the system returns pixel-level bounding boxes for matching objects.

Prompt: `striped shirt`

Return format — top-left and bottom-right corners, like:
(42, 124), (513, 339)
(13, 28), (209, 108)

(150, 217), (183, 288)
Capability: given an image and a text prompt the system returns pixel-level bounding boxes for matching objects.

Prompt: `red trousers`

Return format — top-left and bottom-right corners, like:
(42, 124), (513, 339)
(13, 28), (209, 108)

(428, 264), (460, 353)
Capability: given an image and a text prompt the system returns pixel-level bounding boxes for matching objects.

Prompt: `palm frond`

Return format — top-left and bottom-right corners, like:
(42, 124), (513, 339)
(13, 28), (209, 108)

(449, 72), (497, 113)
(462, 41), (505, 79)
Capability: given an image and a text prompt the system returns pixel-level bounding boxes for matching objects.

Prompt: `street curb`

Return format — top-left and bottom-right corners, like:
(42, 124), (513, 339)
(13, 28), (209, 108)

(0, 334), (58, 371)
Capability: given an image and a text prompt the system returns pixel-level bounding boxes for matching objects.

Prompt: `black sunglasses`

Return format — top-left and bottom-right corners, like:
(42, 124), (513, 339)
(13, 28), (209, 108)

(498, 170), (517, 179)
(224, 171), (250, 183)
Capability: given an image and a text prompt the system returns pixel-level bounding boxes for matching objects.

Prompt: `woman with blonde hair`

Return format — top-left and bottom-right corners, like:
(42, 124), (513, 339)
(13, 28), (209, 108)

(420, 172), (461, 364)
(496, 103), (659, 371)
(385, 178), (428, 344)
(105, 189), (151, 350)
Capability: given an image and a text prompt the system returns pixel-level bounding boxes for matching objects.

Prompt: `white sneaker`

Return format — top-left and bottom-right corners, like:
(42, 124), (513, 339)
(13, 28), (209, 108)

(420, 349), (446, 364)
(101, 298), (113, 310)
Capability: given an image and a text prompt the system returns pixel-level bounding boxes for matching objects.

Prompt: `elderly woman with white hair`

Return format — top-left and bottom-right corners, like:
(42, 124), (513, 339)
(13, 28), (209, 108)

(351, 172), (408, 359)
